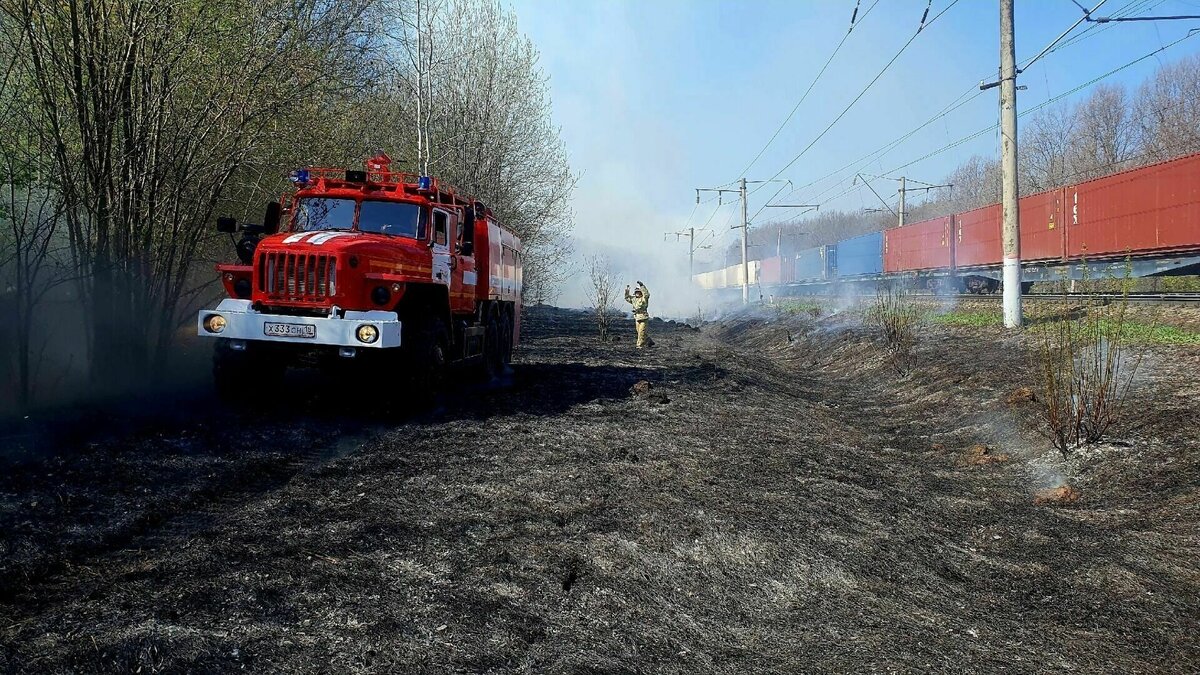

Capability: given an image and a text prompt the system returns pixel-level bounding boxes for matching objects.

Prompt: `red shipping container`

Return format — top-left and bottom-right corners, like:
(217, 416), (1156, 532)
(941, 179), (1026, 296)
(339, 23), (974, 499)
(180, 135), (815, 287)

(956, 192), (1066, 267)
(954, 190), (1066, 268)
(1068, 153), (1200, 259)
(1020, 189), (1066, 261)
(759, 256), (783, 285)
(884, 216), (953, 272)
(954, 204), (1001, 268)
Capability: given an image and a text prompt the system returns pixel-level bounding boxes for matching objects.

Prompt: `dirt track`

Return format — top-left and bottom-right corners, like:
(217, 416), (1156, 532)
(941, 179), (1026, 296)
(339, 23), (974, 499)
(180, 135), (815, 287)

(2, 305), (1198, 673)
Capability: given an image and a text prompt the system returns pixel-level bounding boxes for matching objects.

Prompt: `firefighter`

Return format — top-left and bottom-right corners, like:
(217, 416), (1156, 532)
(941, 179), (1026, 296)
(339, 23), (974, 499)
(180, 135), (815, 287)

(624, 281), (653, 348)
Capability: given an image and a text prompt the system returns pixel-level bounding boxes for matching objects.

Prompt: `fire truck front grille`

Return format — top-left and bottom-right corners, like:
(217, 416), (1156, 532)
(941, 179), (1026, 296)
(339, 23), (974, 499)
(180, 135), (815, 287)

(258, 252), (336, 301)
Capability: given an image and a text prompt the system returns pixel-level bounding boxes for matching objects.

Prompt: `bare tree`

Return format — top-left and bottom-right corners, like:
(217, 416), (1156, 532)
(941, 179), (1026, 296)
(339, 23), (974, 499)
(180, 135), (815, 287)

(1068, 84), (1137, 180)
(1134, 54), (1200, 161)
(382, 0), (577, 298)
(1021, 103), (1076, 192)
(0, 0), (576, 404)
(0, 20), (72, 410)
(2, 0), (377, 386)
(587, 255), (616, 340)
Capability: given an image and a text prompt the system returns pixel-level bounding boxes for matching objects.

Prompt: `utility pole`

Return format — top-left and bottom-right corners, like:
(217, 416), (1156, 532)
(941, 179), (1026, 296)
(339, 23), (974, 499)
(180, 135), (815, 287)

(999, 0), (1022, 328)
(693, 183), (739, 287)
(665, 226), (705, 279)
(695, 179), (791, 304)
(857, 173), (948, 228)
(740, 178), (749, 304)
(689, 226), (695, 278)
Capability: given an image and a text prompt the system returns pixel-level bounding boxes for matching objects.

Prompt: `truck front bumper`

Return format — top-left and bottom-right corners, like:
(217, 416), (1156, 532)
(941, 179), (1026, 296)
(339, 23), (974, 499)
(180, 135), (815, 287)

(197, 299), (401, 348)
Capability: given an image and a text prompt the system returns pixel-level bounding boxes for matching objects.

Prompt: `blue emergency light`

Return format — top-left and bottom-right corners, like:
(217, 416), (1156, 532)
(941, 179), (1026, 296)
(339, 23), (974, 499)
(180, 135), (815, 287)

(417, 176), (432, 191)
(290, 169), (310, 186)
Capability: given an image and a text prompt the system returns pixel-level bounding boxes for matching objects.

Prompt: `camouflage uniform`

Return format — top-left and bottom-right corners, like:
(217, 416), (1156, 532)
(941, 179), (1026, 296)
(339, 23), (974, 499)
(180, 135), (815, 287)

(624, 282), (651, 348)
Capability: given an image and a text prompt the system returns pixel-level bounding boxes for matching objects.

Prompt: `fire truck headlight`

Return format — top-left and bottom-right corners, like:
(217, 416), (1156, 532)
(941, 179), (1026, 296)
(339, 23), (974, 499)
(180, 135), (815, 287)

(204, 314), (227, 333)
(371, 285), (391, 306)
(356, 324), (379, 344)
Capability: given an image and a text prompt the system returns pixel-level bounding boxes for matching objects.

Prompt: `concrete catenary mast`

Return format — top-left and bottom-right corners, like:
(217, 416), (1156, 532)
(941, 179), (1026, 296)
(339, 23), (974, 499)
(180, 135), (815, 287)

(999, 0), (1023, 328)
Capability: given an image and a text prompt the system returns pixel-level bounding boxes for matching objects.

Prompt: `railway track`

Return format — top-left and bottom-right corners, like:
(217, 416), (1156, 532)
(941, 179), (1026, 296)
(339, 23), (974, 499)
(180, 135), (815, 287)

(774, 291), (1200, 305)
(952, 292), (1200, 304)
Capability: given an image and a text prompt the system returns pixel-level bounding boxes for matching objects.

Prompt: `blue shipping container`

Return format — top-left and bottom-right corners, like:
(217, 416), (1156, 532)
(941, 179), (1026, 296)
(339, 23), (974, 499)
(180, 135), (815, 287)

(794, 246), (827, 281)
(834, 231), (884, 277)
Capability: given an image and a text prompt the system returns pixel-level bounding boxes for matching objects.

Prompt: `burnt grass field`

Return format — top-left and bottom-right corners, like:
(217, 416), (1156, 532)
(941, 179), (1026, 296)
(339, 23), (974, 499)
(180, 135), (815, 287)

(1, 304), (1198, 673)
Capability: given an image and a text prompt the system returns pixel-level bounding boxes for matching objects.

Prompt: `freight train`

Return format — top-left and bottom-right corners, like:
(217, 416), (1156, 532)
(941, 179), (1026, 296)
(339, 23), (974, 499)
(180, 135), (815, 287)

(694, 152), (1200, 294)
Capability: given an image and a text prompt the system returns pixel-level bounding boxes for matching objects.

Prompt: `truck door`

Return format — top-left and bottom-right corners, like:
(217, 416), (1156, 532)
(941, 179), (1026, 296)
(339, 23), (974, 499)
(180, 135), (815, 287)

(431, 209), (452, 287)
(452, 208), (478, 314)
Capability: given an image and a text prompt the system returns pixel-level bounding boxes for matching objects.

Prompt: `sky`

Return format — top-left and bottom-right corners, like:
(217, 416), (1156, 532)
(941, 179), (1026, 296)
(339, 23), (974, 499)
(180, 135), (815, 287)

(503, 0), (1200, 310)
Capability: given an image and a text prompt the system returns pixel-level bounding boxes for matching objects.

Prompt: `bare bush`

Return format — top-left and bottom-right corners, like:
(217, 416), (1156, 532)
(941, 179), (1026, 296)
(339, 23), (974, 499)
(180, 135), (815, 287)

(587, 255), (616, 341)
(1035, 270), (1142, 457)
(868, 285), (922, 371)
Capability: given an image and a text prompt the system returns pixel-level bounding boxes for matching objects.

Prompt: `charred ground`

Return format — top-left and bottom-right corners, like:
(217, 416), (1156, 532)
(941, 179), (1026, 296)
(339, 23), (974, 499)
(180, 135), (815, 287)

(1, 305), (1198, 673)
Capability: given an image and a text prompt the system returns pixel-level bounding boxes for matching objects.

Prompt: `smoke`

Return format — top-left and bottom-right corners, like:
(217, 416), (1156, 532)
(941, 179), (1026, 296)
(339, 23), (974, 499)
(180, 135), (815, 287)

(830, 281), (871, 317)
(930, 277), (960, 315)
(557, 238), (719, 321)
(0, 283), (212, 421)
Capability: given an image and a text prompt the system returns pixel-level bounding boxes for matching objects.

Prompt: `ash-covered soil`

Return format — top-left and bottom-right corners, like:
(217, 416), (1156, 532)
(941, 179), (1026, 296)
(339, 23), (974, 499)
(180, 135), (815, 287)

(1, 305), (1198, 673)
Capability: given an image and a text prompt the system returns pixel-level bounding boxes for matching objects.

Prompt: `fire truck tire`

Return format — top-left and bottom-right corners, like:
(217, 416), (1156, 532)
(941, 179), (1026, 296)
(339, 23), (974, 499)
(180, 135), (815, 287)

(212, 339), (283, 403)
(484, 314), (503, 379)
(500, 310), (514, 365)
(412, 318), (448, 391)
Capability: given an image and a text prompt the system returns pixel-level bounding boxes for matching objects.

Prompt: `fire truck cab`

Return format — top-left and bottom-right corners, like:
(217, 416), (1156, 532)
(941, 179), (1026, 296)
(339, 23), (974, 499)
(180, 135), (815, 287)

(197, 154), (521, 398)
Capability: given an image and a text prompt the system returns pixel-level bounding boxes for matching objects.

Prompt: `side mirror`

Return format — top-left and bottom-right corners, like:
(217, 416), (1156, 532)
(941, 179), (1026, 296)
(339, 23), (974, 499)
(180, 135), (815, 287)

(236, 236), (259, 265)
(216, 216), (237, 233)
(263, 201), (282, 234)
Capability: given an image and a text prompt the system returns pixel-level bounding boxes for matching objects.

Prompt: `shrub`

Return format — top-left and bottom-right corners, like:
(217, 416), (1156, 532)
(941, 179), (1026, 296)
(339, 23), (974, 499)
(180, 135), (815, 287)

(1035, 265), (1142, 457)
(868, 286), (923, 371)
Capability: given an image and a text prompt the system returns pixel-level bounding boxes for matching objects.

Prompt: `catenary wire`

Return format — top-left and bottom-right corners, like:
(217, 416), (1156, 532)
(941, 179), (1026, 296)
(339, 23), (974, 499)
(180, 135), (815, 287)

(733, 0), (882, 180)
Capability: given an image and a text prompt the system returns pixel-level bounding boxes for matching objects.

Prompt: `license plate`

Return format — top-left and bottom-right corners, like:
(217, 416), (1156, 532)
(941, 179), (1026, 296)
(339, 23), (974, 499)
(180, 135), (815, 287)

(264, 322), (316, 338)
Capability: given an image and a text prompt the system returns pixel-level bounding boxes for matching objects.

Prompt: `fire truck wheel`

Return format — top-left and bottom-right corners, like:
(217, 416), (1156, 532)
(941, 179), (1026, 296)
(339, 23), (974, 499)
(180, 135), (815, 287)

(484, 314), (503, 379)
(500, 311), (514, 365)
(412, 318), (448, 392)
(212, 339), (283, 403)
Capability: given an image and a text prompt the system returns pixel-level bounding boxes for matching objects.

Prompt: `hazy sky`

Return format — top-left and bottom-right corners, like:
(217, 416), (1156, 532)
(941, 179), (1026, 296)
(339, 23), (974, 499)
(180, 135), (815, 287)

(505, 0), (1200, 288)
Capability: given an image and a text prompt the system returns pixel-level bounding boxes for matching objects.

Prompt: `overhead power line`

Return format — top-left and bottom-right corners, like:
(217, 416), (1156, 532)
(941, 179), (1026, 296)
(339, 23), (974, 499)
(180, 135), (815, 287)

(809, 29), (1200, 211)
(734, 0), (882, 179)
(757, 0), (962, 188)
(884, 30), (1200, 173)
(785, 86), (984, 205)
(770, 0), (1170, 215)
(1043, 0), (1167, 53)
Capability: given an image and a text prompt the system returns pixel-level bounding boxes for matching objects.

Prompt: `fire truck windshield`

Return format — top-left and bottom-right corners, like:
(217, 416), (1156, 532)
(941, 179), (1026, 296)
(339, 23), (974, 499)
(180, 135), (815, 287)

(360, 200), (425, 238)
(292, 197), (426, 238)
(294, 197), (356, 232)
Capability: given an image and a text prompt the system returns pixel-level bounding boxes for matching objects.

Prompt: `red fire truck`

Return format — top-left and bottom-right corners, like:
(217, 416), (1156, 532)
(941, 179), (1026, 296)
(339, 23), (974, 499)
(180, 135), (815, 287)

(197, 154), (522, 397)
